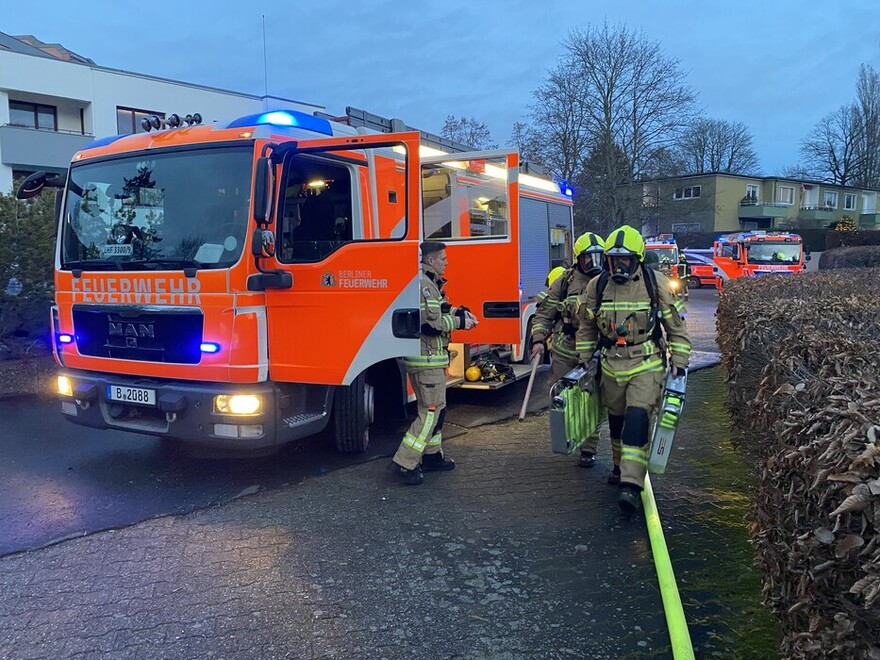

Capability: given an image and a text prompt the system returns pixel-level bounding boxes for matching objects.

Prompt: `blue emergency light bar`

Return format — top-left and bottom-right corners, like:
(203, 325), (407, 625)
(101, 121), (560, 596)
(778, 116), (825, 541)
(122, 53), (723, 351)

(226, 110), (333, 135)
(81, 134), (128, 150)
(555, 179), (574, 197)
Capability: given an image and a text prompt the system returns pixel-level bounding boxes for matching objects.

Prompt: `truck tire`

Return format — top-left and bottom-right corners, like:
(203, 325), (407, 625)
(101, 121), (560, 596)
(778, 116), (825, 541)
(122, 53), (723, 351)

(688, 276), (702, 289)
(331, 373), (373, 453)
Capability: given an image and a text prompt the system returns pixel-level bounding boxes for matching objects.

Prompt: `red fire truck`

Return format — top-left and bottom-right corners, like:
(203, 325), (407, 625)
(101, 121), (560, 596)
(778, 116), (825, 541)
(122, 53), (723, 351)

(712, 231), (807, 291)
(16, 106), (572, 454)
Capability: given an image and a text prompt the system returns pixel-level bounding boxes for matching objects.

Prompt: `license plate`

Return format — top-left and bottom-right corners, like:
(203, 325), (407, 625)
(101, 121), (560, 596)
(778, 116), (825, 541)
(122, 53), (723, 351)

(107, 385), (156, 406)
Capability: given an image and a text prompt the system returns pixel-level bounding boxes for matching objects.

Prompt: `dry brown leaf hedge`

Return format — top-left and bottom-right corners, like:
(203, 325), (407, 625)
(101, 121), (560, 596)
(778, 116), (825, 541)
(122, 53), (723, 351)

(717, 271), (880, 659)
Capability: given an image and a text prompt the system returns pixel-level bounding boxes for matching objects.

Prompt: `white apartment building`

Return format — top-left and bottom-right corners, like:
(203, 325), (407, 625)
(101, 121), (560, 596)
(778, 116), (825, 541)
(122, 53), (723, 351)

(0, 32), (323, 192)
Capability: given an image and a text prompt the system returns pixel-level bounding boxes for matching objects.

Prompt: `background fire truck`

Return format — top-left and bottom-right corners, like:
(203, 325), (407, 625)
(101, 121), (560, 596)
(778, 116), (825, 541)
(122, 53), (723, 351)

(712, 231), (808, 291)
(644, 234), (687, 297)
(18, 105), (572, 455)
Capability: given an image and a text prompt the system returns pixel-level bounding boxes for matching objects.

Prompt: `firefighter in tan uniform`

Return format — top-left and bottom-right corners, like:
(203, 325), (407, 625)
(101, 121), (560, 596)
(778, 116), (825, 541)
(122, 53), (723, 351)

(530, 233), (609, 471)
(390, 241), (477, 485)
(575, 226), (691, 512)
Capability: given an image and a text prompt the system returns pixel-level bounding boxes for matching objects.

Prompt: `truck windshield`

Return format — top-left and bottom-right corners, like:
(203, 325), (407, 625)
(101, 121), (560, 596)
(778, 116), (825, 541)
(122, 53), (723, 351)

(647, 247), (678, 264)
(61, 146), (253, 270)
(747, 242), (802, 265)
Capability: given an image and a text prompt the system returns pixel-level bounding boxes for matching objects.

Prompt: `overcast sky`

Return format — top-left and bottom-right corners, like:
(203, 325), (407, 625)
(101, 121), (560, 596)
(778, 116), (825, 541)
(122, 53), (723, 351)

(7, 0), (880, 174)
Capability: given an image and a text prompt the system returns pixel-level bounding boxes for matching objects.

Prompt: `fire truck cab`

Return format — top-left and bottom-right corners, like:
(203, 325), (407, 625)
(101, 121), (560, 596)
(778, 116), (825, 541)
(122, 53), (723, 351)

(712, 231), (806, 290)
(18, 106), (572, 454)
(644, 234), (687, 298)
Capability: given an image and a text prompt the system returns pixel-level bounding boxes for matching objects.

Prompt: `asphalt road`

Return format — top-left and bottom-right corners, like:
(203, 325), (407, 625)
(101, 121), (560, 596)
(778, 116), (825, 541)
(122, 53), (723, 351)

(0, 288), (719, 558)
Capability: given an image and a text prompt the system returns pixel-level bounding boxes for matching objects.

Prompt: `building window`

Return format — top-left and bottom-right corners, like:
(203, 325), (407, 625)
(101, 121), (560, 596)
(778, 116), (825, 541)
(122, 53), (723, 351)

(823, 191), (838, 209)
(777, 186), (795, 205)
(673, 185), (701, 200)
(672, 222), (702, 232)
(8, 101), (57, 131)
(116, 106), (165, 135)
(745, 184), (760, 202)
(844, 193), (857, 210)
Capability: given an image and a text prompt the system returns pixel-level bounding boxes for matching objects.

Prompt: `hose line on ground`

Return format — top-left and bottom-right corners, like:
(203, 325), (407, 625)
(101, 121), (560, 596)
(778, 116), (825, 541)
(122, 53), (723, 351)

(642, 473), (695, 660)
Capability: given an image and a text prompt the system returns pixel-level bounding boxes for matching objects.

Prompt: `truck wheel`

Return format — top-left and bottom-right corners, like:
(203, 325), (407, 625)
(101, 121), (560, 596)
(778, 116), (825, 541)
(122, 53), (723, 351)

(688, 276), (702, 289)
(332, 373), (373, 453)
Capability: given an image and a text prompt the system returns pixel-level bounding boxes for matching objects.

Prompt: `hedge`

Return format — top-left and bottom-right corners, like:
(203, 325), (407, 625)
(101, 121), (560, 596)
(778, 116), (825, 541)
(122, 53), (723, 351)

(717, 272), (880, 658)
(819, 246), (880, 270)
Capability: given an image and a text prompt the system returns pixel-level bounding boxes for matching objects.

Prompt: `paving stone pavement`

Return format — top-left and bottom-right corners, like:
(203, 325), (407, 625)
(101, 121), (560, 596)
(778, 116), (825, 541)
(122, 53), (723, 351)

(0, 408), (672, 660)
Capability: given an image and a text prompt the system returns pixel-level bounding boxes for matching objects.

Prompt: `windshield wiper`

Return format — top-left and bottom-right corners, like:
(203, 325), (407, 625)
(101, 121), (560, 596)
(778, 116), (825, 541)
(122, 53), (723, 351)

(64, 259), (124, 271)
(119, 259), (211, 277)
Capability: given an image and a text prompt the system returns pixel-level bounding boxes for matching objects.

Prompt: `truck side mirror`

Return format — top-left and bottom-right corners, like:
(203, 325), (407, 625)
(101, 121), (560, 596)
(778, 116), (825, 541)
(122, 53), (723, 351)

(16, 171), (62, 200)
(253, 157), (271, 224)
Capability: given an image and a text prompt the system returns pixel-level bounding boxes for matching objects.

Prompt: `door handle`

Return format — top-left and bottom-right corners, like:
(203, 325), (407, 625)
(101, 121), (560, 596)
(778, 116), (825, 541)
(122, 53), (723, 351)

(392, 308), (420, 338)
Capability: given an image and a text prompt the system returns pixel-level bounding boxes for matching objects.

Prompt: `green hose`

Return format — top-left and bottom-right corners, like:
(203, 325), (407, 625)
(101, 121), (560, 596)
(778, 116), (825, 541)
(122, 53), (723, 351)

(642, 474), (695, 659)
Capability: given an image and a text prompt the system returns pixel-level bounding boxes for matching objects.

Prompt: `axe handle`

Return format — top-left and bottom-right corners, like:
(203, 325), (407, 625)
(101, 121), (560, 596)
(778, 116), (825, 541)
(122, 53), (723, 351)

(518, 354), (542, 421)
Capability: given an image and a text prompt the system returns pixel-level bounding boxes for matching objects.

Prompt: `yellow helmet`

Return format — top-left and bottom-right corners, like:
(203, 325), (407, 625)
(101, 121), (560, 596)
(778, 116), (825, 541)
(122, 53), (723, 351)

(546, 266), (567, 287)
(573, 232), (605, 277)
(573, 232), (605, 258)
(605, 225), (646, 283)
(465, 365), (482, 382)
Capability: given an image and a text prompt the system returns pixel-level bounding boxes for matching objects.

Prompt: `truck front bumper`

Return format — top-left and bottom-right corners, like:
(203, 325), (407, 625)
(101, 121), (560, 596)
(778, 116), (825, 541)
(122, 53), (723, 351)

(55, 369), (330, 451)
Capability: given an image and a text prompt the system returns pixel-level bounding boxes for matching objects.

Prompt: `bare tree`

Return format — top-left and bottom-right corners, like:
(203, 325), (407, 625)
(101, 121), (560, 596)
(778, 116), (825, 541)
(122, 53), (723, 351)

(525, 65), (593, 182)
(679, 118), (759, 174)
(543, 23), (697, 229)
(508, 121), (546, 171)
(440, 115), (497, 150)
(799, 104), (865, 185)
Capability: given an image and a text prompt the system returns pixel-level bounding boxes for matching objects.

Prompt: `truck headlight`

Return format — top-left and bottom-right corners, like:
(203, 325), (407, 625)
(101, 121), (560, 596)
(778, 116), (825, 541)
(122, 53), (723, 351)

(57, 375), (73, 397)
(214, 394), (262, 415)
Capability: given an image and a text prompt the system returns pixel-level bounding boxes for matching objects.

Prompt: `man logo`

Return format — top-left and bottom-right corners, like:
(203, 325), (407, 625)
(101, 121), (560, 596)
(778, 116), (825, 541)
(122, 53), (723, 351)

(321, 272), (337, 287)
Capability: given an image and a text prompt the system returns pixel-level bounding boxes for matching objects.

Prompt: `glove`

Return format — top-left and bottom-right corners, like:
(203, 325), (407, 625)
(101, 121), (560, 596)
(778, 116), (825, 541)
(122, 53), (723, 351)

(530, 342), (545, 362)
(581, 358), (599, 393)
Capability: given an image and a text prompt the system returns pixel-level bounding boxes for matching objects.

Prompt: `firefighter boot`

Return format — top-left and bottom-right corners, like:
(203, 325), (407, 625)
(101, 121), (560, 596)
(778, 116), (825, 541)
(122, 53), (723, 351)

(422, 452), (456, 472)
(578, 451), (596, 468)
(389, 462), (424, 485)
(618, 484), (641, 513)
(608, 466), (621, 485)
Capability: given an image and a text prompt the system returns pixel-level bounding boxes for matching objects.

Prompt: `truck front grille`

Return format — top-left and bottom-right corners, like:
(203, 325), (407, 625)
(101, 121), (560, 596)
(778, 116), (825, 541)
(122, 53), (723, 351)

(72, 305), (204, 364)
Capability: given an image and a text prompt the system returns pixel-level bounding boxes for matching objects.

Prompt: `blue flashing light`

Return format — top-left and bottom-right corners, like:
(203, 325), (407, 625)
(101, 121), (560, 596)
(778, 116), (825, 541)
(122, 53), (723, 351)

(200, 342), (221, 354)
(555, 179), (574, 197)
(81, 134), (128, 150)
(226, 110), (333, 136)
(58, 333), (74, 344)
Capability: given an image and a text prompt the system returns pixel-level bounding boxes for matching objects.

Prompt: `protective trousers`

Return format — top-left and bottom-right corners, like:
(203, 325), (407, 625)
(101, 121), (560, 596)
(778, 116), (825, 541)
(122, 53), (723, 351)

(549, 341), (601, 454)
(392, 367), (447, 470)
(599, 368), (664, 489)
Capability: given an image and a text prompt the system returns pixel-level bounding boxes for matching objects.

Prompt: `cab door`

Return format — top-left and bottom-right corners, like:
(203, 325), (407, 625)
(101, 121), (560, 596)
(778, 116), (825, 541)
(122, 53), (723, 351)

(265, 132), (422, 386)
(420, 150), (521, 344)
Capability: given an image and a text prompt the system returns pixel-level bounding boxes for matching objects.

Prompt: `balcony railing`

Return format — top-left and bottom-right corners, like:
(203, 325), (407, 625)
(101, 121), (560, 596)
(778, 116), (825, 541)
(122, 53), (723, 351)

(800, 205), (837, 212)
(739, 199), (792, 207)
(1, 123), (93, 137)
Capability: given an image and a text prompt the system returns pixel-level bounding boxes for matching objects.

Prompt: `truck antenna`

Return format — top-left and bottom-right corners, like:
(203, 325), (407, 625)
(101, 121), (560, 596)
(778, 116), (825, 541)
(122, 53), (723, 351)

(262, 15), (269, 97)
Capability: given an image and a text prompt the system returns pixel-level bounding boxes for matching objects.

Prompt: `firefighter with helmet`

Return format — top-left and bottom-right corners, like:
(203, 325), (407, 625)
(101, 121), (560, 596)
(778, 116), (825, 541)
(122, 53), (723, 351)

(390, 241), (478, 485)
(536, 266), (568, 307)
(530, 232), (607, 469)
(575, 225), (691, 512)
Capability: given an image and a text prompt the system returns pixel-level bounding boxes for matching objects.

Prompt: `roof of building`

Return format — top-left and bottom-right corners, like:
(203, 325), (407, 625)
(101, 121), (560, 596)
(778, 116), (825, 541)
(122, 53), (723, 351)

(0, 31), (320, 110)
(12, 34), (95, 65)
